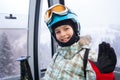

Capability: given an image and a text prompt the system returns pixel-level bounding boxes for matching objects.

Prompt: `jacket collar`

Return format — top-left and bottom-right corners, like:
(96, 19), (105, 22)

(57, 35), (91, 59)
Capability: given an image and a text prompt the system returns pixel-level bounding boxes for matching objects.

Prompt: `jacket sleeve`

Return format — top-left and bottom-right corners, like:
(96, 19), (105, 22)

(79, 35), (97, 80)
(85, 50), (97, 80)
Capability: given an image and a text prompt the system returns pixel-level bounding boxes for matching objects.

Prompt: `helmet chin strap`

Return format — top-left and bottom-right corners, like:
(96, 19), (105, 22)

(54, 33), (80, 47)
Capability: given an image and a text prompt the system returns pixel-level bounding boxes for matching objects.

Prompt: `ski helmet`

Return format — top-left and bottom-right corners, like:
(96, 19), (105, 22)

(44, 4), (81, 47)
(44, 4), (80, 35)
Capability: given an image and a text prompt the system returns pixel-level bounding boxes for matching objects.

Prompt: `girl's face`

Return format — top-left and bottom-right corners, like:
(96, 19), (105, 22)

(55, 25), (74, 43)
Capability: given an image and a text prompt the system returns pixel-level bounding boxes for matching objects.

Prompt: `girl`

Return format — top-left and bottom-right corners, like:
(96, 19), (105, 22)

(43, 4), (116, 80)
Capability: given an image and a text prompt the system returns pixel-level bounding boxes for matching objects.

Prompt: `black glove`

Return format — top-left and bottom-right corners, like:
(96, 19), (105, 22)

(93, 42), (117, 73)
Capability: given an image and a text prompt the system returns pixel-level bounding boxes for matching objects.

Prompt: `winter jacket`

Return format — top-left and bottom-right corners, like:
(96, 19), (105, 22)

(42, 36), (97, 80)
(42, 35), (116, 80)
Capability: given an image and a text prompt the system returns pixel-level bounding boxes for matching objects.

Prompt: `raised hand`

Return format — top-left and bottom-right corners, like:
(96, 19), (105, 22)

(93, 42), (117, 73)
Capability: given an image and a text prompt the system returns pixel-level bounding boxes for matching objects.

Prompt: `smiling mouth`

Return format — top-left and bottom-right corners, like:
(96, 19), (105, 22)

(61, 37), (70, 43)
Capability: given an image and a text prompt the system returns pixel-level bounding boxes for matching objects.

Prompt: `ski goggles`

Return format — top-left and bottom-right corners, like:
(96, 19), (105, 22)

(44, 4), (69, 24)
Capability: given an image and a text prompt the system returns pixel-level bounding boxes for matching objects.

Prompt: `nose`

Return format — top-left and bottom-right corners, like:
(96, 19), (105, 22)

(60, 31), (66, 37)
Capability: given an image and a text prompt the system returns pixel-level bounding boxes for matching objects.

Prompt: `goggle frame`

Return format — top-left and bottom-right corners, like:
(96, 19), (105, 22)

(44, 4), (69, 24)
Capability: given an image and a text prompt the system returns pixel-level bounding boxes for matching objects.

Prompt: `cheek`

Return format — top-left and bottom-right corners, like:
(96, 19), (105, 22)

(69, 29), (74, 36)
(55, 34), (60, 40)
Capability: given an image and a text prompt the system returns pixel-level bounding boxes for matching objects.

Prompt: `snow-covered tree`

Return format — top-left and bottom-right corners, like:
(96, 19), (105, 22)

(0, 32), (15, 78)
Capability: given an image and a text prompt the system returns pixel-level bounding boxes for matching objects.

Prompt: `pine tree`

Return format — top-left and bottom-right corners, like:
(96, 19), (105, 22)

(0, 32), (15, 78)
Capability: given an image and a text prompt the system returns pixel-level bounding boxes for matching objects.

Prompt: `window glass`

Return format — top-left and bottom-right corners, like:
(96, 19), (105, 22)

(39, 0), (52, 70)
(65, 0), (120, 69)
(0, 0), (29, 79)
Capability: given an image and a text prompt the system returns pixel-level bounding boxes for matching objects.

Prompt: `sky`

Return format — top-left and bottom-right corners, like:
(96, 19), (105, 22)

(0, 0), (29, 28)
(0, 0), (29, 14)
(64, 0), (120, 36)
(65, 0), (120, 25)
(0, 0), (120, 28)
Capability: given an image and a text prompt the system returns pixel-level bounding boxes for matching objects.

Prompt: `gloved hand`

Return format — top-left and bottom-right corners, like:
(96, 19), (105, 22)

(93, 42), (117, 73)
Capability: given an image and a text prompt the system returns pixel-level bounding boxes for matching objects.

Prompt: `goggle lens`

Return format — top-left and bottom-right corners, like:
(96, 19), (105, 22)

(45, 4), (67, 23)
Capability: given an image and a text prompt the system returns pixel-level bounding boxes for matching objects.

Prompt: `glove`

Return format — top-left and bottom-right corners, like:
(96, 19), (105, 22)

(93, 42), (117, 73)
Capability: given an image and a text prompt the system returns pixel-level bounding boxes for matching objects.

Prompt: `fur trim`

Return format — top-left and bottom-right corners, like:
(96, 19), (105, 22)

(79, 35), (92, 46)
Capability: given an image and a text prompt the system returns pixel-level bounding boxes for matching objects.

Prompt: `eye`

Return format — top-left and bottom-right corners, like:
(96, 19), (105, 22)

(55, 30), (60, 34)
